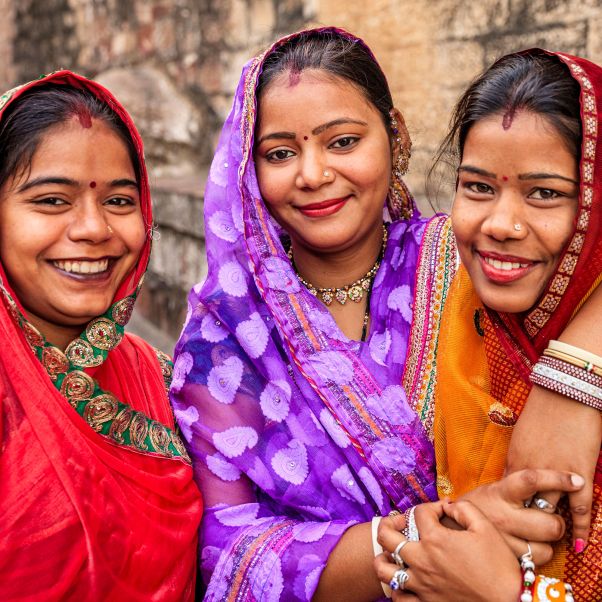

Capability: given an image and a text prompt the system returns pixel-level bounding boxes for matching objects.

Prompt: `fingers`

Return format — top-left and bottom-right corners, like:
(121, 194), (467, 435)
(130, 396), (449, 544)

(503, 506), (566, 543)
(567, 489), (592, 553)
(500, 469), (585, 503)
(374, 553), (415, 597)
(504, 534), (554, 565)
(440, 498), (488, 532)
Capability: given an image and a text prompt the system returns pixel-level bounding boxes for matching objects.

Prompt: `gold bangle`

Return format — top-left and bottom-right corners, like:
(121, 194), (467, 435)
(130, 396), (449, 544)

(543, 348), (602, 377)
(547, 340), (602, 372)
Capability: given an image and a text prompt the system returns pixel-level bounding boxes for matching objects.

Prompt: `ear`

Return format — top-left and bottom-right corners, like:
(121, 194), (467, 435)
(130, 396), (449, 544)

(389, 107), (411, 163)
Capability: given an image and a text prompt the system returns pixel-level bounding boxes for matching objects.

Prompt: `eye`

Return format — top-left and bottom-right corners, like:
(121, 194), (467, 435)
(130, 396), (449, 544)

(465, 182), (494, 195)
(265, 148), (295, 163)
(105, 196), (136, 207)
(529, 188), (561, 200)
(330, 136), (359, 150)
(32, 197), (67, 206)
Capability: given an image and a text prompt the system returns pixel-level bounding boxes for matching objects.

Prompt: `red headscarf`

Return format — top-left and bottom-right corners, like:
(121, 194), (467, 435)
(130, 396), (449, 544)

(0, 71), (201, 601)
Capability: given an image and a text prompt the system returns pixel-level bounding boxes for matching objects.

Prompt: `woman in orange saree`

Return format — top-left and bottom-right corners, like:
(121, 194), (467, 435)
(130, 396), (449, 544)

(0, 71), (202, 600)
(401, 49), (602, 599)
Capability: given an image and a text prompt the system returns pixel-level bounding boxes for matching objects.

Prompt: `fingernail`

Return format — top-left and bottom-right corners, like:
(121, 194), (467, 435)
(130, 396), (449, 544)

(571, 474), (585, 487)
(574, 538), (586, 554)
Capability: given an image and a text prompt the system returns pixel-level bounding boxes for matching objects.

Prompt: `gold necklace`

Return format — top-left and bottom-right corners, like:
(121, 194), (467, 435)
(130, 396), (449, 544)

(287, 224), (388, 307)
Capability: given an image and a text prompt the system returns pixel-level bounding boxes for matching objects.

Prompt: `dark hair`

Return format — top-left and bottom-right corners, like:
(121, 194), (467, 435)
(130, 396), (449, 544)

(256, 29), (394, 131)
(430, 51), (582, 198)
(0, 84), (140, 189)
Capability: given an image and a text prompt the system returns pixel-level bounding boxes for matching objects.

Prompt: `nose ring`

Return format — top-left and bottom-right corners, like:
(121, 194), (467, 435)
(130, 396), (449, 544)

(514, 223), (522, 232)
(323, 170), (331, 178)
(107, 224), (114, 234)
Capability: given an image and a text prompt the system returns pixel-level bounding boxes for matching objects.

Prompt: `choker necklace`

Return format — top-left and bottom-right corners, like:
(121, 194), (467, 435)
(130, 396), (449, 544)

(287, 224), (388, 341)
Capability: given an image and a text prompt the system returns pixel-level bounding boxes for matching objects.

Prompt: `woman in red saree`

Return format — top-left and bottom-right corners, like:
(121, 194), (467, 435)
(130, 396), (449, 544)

(0, 71), (202, 600)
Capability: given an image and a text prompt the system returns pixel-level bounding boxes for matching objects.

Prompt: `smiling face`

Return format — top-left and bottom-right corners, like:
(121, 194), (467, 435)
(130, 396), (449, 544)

(254, 70), (397, 258)
(451, 110), (579, 313)
(0, 117), (145, 347)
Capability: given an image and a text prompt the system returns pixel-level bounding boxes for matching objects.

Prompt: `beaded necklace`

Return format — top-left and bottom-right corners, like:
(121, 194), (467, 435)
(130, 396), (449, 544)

(287, 224), (388, 342)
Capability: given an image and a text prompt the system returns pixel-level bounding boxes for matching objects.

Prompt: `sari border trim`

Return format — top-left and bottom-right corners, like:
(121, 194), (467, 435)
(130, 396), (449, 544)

(402, 215), (457, 441)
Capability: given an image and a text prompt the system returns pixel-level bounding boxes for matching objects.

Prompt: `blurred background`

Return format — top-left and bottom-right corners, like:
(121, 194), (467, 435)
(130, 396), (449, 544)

(3, 0), (601, 350)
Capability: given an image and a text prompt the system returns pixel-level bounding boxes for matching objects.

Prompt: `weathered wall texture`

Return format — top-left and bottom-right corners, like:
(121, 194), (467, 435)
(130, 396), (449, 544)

(2, 0), (601, 346)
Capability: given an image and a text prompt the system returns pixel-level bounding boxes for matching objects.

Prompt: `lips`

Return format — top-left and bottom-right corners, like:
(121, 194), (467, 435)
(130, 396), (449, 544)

(297, 196), (350, 217)
(50, 257), (116, 281)
(477, 250), (535, 283)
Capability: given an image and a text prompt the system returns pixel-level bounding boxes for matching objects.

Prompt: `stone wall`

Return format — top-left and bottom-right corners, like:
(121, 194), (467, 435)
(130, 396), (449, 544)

(1, 0), (601, 348)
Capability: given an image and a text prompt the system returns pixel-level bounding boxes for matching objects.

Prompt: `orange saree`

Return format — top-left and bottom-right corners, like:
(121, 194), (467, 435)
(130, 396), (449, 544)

(404, 50), (602, 600)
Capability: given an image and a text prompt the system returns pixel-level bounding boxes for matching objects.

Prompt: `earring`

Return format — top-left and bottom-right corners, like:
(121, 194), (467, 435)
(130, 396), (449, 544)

(388, 112), (413, 220)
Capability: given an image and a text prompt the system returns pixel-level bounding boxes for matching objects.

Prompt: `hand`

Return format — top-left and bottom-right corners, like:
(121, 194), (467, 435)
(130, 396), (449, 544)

(375, 501), (521, 602)
(459, 468), (584, 564)
(507, 387), (600, 551)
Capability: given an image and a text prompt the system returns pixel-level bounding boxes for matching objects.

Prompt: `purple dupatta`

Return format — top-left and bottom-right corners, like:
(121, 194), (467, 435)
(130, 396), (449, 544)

(172, 28), (436, 601)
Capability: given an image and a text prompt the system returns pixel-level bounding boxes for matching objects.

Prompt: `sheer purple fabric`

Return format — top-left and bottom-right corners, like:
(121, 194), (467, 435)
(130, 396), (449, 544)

(172, 28), (437, 601)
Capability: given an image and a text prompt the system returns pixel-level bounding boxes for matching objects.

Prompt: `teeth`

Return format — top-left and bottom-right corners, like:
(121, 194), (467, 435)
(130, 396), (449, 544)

(484, 257), (529, 271)
(53, 259), (109, 274)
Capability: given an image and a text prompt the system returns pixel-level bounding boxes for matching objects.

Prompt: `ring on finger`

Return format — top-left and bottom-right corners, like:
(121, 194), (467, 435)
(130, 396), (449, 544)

(532, 496), (556, 512)
(389, 568), (410, 591)
(392, 539), (410, 567)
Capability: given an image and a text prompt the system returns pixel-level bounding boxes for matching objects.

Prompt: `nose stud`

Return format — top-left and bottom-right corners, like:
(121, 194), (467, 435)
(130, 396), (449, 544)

(514, 223), (522, 232)
(323, 170), (331, 179)
(107, 224), (114, 234)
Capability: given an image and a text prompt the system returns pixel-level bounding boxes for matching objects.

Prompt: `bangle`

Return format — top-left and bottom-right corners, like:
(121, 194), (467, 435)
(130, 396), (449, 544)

(371, 516), (392, 598)
(547, 340), (602, 374)
(531, 355), (602, 411)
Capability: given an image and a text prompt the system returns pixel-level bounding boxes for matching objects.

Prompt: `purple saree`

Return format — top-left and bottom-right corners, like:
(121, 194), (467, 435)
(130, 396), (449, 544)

(172, 28), (436, 601)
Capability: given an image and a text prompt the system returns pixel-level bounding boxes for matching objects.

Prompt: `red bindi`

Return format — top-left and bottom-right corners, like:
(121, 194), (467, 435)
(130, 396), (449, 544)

(502, 176), (508, 181)
(89, 181), (96, 188)
(303, 135), (308, 141)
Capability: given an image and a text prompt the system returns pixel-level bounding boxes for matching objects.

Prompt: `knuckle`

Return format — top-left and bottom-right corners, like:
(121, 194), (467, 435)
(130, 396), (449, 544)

(520, 468), (538, 488)
(570, 504), (591, 516)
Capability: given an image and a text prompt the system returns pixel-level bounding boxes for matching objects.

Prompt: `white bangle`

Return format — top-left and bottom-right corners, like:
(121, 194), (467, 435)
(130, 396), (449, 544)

(372, 516), (392, 598)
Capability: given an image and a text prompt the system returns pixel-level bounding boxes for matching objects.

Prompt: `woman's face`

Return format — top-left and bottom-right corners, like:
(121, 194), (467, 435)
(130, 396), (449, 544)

(0, 117), (145, 341)
(452, 110), (579, 313)
(254, 69), (396, 255)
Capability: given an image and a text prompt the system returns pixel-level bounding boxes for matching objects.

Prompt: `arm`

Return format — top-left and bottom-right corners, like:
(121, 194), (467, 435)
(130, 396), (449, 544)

(507, 283), (602, 549)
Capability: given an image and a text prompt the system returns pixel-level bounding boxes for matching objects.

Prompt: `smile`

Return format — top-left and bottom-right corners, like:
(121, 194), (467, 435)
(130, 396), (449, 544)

(52, 258), (110, 275)
(297, 196), (350, 217)
(482, 256), (530, 270)
(477, 251), (535, 284)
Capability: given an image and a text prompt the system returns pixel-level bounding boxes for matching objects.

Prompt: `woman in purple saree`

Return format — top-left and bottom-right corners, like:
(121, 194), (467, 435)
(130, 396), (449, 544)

(172, 28), (590, 600)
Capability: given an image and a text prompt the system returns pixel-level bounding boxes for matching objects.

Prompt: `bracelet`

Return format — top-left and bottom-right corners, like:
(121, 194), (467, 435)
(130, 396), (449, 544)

(371, 516), (392, 598)
(518, 546), (574, 602)
(531, 355), (602, 411)
(401, 506), (419, 541)
(547, 340), (602, 374)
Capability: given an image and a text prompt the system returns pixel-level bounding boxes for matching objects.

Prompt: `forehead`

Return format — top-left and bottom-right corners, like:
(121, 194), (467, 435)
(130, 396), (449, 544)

(256, 69), (380, 128)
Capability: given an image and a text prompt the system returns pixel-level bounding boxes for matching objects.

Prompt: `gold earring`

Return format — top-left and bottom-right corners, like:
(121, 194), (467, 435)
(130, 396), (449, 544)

(388, 112), (413, 220)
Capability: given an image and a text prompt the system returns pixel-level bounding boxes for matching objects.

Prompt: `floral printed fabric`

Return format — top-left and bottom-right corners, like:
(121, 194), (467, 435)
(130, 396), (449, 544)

(172, 28), (436, 601)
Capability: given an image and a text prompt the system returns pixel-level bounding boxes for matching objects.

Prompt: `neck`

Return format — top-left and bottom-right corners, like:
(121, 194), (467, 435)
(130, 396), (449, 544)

(26, 313), (83, 351)
(290, 224), (384, 289)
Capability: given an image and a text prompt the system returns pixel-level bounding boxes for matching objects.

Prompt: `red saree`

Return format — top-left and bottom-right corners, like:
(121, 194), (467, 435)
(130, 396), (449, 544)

(0, 72), (201, 601)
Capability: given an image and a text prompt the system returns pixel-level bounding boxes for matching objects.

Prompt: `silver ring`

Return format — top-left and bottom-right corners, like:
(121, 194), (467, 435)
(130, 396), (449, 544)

(521, 541), (533, 563)
(392, 539), (409, 567)
(533, 496), (556, 512)
(389, 568), (410, 591)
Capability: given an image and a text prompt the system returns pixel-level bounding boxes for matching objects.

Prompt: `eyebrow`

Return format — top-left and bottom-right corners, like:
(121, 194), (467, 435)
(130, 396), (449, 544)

(17, 176), (138, 193)
(256, 118), (369, 146)
(518, 172), (579, 185)
(459, 165), (579, 185)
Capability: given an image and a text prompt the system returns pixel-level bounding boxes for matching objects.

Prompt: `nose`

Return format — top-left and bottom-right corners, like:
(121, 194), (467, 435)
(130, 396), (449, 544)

(481, 193), (527, 241)
(67, 198), (112, 243)
(295, 148), (331, 190)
